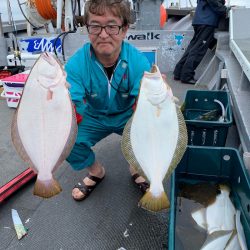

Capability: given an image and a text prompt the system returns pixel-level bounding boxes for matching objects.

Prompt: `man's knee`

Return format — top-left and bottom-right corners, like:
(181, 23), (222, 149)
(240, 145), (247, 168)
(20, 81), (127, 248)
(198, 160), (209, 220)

(66, 142), (95, 171)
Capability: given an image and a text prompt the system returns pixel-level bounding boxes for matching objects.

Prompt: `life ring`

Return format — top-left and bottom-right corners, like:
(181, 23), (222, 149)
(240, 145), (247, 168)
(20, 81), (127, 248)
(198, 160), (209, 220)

(160, 4), (168, 28)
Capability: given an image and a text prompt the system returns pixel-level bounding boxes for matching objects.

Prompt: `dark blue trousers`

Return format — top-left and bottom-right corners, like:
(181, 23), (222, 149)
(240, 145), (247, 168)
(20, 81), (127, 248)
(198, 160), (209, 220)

(173, 25), (215, 82)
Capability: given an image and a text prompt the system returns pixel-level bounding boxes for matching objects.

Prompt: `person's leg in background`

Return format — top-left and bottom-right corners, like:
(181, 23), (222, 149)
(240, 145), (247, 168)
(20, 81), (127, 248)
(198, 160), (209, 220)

(180, 25), (215, 84)
(173, 27), (199, 80)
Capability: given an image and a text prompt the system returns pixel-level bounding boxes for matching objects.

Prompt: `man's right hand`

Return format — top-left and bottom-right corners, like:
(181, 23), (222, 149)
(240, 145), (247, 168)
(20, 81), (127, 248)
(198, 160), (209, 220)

(74, 105), (83, 124)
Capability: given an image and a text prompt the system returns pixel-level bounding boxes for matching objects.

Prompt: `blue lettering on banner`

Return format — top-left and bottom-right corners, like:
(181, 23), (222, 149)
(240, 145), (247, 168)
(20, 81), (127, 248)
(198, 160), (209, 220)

(19, 38), (62, 54)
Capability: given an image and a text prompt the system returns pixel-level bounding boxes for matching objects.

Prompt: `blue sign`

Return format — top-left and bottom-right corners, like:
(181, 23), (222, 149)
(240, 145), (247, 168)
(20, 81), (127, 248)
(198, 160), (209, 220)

(19, 37), (62, 54)
(142, 51), (157, 66)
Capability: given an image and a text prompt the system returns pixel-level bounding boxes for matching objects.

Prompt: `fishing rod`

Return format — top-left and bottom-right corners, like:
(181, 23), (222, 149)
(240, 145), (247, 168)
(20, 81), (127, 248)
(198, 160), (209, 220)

(6, 0), (22, 66)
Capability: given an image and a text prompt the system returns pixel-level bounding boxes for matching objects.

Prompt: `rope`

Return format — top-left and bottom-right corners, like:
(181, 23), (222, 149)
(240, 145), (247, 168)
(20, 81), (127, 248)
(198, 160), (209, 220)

(34, 0), (57, 20)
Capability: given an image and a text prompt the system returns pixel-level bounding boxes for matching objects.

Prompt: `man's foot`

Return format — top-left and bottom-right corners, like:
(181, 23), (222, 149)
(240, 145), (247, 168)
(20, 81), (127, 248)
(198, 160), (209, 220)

(72, 165), (105, 201)
(72, 174), (105, 201)
(132, 173), (150, 194)
(173, 76), (180, 81)
(181, 79), (196, 85)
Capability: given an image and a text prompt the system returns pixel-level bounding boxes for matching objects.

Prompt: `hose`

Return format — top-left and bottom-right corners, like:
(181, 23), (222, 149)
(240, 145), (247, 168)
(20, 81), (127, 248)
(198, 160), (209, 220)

(53, 31), (75, 62)
(214, 99), (226, 122)
(34, 0), (57, 20)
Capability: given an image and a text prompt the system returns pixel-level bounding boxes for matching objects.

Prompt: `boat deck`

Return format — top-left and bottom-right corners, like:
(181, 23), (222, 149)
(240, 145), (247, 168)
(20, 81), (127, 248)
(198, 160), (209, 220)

(1, 7), (249, 249)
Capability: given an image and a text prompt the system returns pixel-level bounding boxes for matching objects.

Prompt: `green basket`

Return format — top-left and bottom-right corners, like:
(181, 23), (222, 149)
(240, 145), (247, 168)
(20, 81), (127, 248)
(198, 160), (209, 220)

(182, 90), (233, 146)
(168, 146), (250, 250)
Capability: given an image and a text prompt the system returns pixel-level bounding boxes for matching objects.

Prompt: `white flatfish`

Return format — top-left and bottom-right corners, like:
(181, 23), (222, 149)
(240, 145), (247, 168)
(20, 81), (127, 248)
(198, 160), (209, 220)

(11, 52), (77, 198)
(121, 65), (187, 212)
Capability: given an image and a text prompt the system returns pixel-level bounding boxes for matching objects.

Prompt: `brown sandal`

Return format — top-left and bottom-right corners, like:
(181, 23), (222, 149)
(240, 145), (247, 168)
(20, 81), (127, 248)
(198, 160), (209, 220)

(72, 174), (105, 201)
(132, 173), (150, 194)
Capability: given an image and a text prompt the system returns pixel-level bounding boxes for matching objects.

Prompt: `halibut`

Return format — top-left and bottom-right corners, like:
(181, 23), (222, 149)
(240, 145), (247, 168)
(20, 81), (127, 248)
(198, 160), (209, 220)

(11, 52), (77, 198)
(122, 65), (187, 212)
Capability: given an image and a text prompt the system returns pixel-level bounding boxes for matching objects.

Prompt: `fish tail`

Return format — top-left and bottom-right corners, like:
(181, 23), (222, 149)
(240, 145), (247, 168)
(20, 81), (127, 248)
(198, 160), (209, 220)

(33, 177), (62, 198)
(138, 190), (170, 212)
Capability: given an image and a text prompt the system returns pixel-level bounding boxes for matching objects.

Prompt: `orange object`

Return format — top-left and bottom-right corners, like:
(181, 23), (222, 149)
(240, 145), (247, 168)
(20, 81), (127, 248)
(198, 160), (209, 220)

(34, 0), (57, 20)
(160, 4), (168, 28)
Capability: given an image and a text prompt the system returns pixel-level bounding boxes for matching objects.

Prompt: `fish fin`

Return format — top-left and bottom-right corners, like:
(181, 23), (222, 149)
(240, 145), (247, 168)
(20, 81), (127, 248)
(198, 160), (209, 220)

(165, 107), (188, 180)
(191, 208), (207, 230)
(180, 102), (185, 113)
(138, 191), (170, 212)
(33, 177), (62, 198)
(171, 96), (179, 103)
(11, 111), (38, 171)
(52, 100), (78, 173)
(121, 116), (146, 179)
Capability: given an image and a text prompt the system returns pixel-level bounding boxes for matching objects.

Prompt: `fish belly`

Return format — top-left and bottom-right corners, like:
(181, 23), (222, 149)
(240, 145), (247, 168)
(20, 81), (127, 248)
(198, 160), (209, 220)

(206, 191), (236, 234)
(201, 231), (233, 250)
(16, 73), (72, 180)
(130, 91), (178, 184)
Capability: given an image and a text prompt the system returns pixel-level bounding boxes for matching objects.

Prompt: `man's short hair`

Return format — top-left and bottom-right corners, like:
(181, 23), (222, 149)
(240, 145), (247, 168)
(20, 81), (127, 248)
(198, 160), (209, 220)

(82, 0), (132, 26)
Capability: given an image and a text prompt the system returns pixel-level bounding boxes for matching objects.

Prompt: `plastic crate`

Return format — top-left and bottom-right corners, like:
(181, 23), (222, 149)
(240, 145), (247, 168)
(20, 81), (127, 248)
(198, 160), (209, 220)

(168, 146), (250, 250)
(182, 90), (233, 146)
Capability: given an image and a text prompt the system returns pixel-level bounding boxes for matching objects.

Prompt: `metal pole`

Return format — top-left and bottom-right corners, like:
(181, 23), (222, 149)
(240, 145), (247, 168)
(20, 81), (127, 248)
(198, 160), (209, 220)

(7, 0), (12, 25)
(0, 13), (8, 66)
(0, 13), (4, 37)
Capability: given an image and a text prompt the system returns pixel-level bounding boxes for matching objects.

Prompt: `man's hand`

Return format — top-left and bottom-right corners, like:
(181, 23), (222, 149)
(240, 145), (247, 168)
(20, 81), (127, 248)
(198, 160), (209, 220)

(74, 105), (83, 124)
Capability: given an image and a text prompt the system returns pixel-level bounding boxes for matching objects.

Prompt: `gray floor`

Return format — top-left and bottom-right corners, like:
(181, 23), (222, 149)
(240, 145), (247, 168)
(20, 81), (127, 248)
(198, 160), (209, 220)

(0, 100), (27, 187)
(0, 72), (197, 250)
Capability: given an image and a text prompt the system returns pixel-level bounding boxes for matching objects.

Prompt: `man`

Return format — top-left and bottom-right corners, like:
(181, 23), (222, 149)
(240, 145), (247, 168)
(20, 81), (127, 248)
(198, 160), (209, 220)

(65, 0), (151, 201)
(173, 0), (227, 84)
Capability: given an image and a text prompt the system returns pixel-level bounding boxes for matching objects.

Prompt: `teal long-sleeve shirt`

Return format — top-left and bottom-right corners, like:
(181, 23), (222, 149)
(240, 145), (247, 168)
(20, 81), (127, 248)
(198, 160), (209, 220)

(65, 41), (150, 127)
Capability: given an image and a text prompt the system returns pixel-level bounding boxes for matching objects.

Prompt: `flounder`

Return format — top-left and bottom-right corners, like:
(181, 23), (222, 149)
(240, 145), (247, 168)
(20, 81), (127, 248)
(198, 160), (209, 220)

(11, 52), (77, 198)
(191, 185), (248, 250)
(121, 65), (187, 212)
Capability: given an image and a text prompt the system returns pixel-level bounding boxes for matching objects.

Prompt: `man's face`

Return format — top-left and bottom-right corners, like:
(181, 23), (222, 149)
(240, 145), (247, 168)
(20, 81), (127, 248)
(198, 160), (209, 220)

(87, 9), (128, 62)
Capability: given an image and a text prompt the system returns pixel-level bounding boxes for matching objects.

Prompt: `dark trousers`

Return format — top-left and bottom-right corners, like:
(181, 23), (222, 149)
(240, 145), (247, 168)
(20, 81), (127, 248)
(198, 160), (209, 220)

(173, 25), (215, 82)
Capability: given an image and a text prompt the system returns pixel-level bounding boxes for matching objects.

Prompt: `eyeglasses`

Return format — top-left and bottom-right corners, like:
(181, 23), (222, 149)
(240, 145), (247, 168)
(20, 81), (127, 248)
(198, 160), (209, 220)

(86, 25), (123, 35)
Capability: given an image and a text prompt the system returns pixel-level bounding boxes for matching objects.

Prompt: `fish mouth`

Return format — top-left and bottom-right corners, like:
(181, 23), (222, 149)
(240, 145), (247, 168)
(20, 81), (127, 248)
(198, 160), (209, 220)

(150, 65), (158, 73)
(144, 65), (161, 78)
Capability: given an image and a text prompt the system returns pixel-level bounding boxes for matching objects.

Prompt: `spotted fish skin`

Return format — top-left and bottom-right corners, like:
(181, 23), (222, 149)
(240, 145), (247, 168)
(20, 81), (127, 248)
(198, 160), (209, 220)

(11, 52), (77, 198)
(121, 65), (187, 212)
